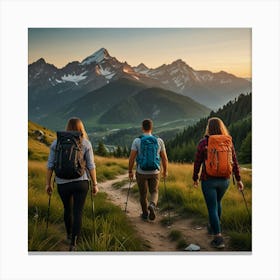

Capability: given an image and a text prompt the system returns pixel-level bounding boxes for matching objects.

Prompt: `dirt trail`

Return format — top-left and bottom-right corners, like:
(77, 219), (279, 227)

(98, 175), (225, 252)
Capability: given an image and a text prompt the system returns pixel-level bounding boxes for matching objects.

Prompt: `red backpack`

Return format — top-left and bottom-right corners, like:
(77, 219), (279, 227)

(205, 135), (233, 177)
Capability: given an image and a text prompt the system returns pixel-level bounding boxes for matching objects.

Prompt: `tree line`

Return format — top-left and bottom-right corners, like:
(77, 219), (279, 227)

(94, 141), (130, 158)
(165, 93), (252, 164)
(94, 93), (252, 164)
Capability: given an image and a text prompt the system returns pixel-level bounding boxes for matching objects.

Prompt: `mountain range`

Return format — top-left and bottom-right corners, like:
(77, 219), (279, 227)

(28, 47), (251, 129)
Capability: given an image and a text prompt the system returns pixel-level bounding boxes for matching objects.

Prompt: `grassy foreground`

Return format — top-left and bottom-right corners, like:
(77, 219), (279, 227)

(157, 163), (252, 251)
(28, 157), (252, 251)
(28, 121), (146, 251)
(28, 119), (252, 251)
(28, 158), (145, 251)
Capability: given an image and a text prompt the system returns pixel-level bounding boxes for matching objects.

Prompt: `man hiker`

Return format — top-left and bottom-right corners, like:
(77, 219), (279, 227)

(128, 119), (168, 221)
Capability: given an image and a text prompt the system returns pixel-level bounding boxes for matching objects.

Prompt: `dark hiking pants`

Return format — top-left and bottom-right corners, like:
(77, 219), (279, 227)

(57, 180), (89, 246)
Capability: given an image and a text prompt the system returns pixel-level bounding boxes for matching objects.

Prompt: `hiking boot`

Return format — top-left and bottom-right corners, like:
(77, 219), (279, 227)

(66, 234), (72, 245)
(148, 203), (156, 221)
(69, 245), (76, 251)
(211, 236), (225, 249)
(141, 213), (148, 221)
(207, 223), (222, 235)
(69, 235), (78, 251)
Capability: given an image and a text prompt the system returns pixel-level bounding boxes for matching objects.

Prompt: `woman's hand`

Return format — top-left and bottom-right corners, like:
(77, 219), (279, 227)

(46, 184), (53, 196)
(92, 184), (99, 195)
(237, 181), (244, 191)
(193, 180), (199, 188)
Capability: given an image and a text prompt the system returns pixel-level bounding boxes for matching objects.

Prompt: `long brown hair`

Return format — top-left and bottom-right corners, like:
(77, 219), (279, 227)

(65, 117), (88, 139)
(205, 117), (229, 136)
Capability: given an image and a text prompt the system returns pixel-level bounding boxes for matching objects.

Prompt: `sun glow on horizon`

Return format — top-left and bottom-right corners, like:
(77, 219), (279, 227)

(28, 28), (251, 78)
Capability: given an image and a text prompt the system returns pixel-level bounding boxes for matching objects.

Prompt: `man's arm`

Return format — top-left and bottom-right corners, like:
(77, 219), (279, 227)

(160, 149), (168, 178)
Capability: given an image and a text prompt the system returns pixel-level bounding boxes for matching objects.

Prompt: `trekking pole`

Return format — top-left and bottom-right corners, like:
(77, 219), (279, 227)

(240, 189), (251, 221)
(46, 194), (51, 232)
(124, 179), (133, 212)
(46, 177), (54, 233)
(89, 180), (96, 245)
(163, 178), (171, 227)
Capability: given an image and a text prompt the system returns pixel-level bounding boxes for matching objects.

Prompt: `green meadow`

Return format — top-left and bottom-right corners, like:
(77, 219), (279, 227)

(115, 162), (252, 251)
(28, 121), (252, 251)
(158, 163), (252, 250)
(28, 121), (147, 251)
(28, 158), (252, 251)
(28, 158), (146, 251)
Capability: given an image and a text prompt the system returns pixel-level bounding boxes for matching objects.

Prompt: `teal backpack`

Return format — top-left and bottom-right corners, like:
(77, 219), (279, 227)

(137, 135), (160, 171)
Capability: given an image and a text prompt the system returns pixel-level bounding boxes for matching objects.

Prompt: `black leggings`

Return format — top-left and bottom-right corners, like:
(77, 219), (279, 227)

(57, 180), (89, 246)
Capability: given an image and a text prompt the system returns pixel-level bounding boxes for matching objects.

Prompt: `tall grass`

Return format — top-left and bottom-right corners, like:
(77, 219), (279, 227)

(80, 193), (144, 251)
(28, 160), (144, 251)
(94, 157), (127, 181)
(158, 162), (252, 250)
(29, 145), (252, 251)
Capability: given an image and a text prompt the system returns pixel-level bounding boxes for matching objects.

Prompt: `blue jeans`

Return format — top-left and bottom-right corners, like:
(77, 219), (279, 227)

(201, 178), (229, 235)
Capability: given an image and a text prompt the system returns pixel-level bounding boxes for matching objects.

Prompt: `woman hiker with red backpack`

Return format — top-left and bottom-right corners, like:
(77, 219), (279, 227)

(46, 117), (98, 251)
(192, 117), (244, 249)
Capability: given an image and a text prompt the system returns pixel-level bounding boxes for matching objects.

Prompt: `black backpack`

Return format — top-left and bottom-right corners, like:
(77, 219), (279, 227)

(54, 131), (86, 179)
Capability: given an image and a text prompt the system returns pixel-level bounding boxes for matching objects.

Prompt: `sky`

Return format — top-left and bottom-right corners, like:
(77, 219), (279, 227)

(28, 28), (251, 78)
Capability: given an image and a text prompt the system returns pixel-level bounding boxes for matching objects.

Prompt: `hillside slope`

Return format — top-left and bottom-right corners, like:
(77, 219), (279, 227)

(39, 78), (210, 130)
(166, 93), (252, 163)
(99, 87), (210, 124)
(28, 121), (56, 161)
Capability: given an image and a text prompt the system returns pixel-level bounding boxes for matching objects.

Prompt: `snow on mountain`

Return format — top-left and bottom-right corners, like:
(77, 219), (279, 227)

(81, 48), (110, 65)
(28, 47), (252, 120)
(61, 71), (88, 85)
(133, 63), (149, 74)
(97, 65), (115, 79)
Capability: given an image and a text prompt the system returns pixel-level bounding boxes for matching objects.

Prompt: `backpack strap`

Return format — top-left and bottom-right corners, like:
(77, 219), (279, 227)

(139, 134), (158, 139)
(202, 136), (209, 174)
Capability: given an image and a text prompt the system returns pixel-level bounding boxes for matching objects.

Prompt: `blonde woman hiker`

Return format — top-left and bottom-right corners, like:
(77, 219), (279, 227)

(46, 117), (98, 251)
(192, 117), (244, 249)
(128, 119), (168, 221)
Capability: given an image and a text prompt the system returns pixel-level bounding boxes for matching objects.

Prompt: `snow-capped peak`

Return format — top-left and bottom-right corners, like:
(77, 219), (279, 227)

(133, 63), (149, 74)
(170, 59), (191, 69)
(81, 48), (110, 65)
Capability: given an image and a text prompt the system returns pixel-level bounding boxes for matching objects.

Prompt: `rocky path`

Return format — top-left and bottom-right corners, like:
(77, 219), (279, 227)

(98, 175), (225, 252)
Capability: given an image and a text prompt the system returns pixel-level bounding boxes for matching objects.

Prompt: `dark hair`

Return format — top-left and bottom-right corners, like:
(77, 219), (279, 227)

(142, 119), (153, 131)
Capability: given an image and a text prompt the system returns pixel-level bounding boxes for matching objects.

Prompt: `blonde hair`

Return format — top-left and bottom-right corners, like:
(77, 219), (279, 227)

(65, 117), (88, 139)
(205, 117), (229, 136)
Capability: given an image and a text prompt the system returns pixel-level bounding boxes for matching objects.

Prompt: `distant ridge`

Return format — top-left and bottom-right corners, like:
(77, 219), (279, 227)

(42, 78), (211, 130)
(29, 47), (251, 124)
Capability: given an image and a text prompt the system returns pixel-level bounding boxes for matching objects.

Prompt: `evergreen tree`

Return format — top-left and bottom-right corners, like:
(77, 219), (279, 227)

(115, 145), (122, 158)
(123, 146), (129, 157)
(96, 141), (108, 157)
(166, 93), (252, 163)
(238, 132), (252, 163)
